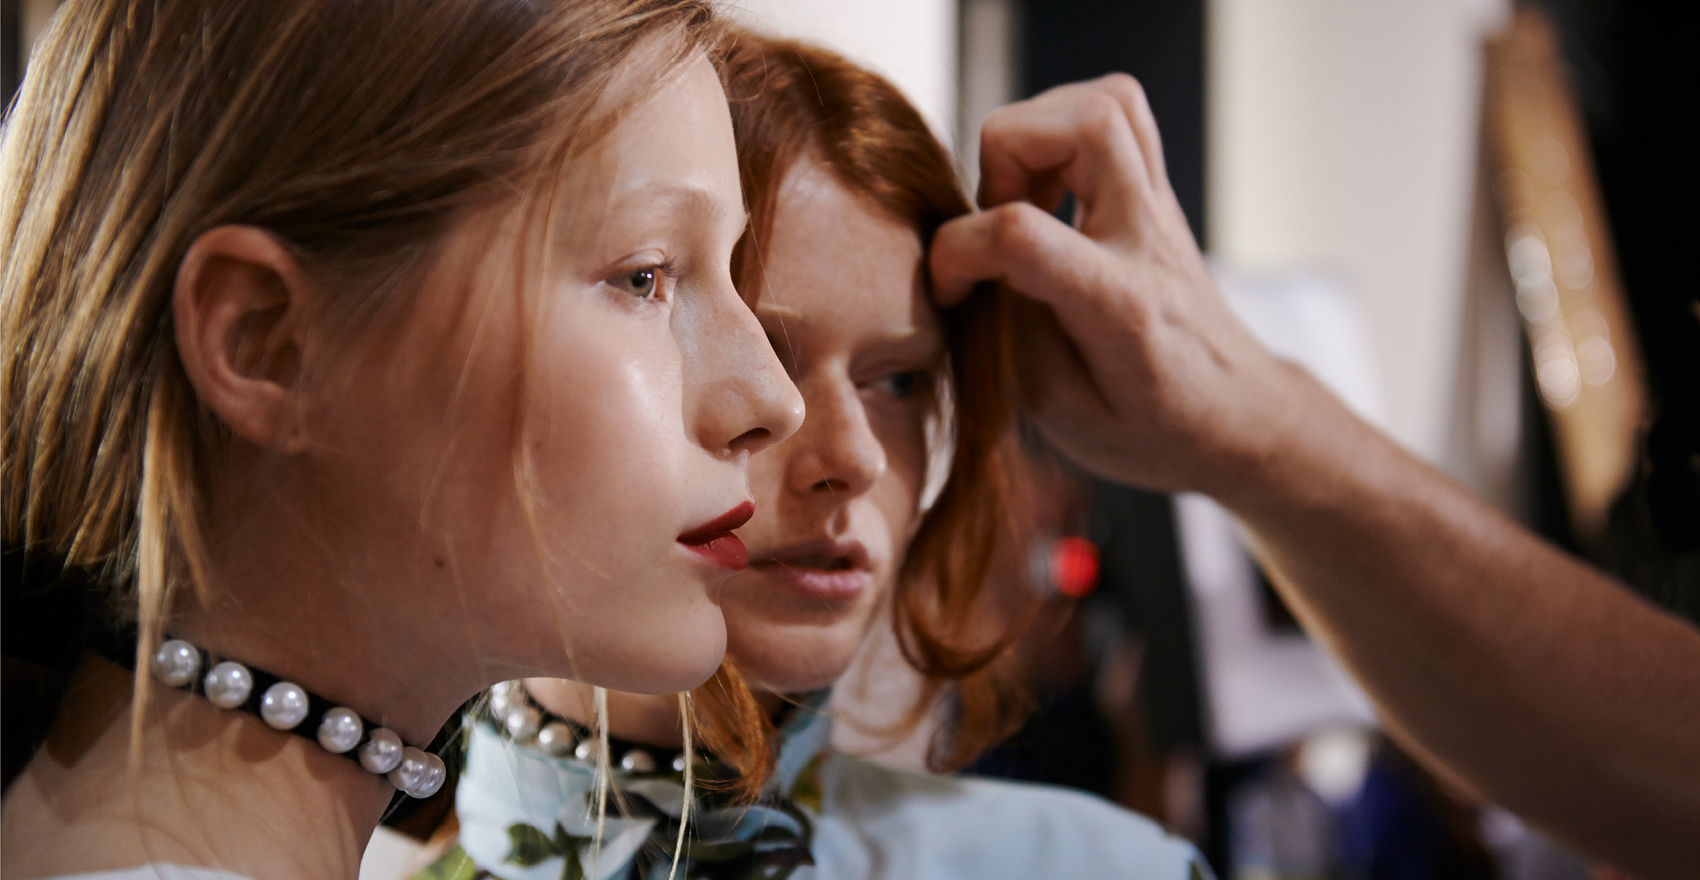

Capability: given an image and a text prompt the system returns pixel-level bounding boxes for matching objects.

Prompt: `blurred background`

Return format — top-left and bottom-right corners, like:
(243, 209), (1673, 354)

(6, 1), (1694, 878)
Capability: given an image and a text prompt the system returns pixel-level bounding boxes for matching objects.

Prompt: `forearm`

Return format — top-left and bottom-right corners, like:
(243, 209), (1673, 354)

(1219, 365), (1700, 878)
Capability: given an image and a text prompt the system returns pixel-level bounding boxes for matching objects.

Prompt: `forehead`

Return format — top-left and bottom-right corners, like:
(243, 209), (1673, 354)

(754, 161), (934, 337)
(549, 52), (742, 248)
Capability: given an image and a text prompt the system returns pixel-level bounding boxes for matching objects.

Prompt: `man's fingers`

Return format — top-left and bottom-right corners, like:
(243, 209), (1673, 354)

(974, 83), (1155, 231)
(1091, 73), (1168, 194)
(929, 202), (1129, 339)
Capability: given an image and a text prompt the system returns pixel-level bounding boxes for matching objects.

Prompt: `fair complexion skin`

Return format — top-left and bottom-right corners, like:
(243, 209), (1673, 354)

(927, 74), (1700, 878)
(1, 52), (802, 880)
(529, 159), (942, 743)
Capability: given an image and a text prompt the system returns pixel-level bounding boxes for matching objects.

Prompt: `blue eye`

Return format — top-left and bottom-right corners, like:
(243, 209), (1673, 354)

(611, 267), (659, 299)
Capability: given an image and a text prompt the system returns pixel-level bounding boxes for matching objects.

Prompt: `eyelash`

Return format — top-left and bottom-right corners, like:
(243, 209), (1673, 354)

(609, 259), (676, 301)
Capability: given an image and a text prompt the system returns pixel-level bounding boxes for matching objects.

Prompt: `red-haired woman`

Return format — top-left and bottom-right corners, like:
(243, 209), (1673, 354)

(422, 32), (1208, 880)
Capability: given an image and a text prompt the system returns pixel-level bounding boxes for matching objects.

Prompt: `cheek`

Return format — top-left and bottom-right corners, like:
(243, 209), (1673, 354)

(522, 314), (688, 549)
(434, 285), (696, 637)
(867, 403), (932, 540)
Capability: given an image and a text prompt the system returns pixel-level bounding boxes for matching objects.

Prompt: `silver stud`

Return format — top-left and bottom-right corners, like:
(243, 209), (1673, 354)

(260, 681), (309, 730)
(203, 661), (253, 709)
(504, 705), (541, 741)
(359, 728), (404, 774)
(318, 707), (363, 753)
(620, 749), (656, 774)
(150, 639), (201, 688)
(536, 721), (577, 757)
(388, 746), (431, 794)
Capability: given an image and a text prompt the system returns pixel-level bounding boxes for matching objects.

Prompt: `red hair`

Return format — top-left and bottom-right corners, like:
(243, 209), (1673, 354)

(695, 30), (1034, 779)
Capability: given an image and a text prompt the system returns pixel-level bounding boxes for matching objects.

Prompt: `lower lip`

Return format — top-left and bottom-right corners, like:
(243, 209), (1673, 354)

(751, 563), (870, 603)
(680, 533), (749, 570)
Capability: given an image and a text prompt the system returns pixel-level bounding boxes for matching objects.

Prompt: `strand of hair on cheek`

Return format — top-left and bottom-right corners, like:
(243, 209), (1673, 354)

(669, 691), (694, 880)
(592, 686), (610, 869)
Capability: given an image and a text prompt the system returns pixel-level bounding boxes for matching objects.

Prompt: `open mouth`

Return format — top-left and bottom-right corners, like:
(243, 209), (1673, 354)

(678, 501), (755, 570)
(778, 553), (860, 571)
(750, 538), (872, 602)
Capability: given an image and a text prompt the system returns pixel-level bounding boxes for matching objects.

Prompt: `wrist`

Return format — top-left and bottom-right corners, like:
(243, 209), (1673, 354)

(1200, 359), (1394, 521)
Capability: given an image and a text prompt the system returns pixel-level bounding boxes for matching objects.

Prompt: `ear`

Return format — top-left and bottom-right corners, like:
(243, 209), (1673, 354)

(172, 226), (312, 451)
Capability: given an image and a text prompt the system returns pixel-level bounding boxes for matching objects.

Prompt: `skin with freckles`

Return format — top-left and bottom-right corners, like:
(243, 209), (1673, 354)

(531, 159), (943, 738)
(729, 160), (943, 694)
(1, 53), (804, 880)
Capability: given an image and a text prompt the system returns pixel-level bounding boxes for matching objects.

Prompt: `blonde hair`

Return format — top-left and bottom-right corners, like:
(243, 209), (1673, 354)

(1, 0), (719, 750)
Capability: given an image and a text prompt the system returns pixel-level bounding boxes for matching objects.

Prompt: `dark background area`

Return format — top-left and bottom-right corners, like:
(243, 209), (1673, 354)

(1022, 0), (1208, 248)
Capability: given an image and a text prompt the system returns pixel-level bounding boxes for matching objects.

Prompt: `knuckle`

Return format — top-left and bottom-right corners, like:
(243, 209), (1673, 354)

(988, 203), (1045, 258)
(1099, 72), (1149, 108)
(979, 107), (1015, 146)
(1081, 91), (1124, 130)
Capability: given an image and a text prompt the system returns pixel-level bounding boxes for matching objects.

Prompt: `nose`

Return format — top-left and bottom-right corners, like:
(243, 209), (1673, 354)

(785, 375), (888, 497)
(686, 283), (804, 458)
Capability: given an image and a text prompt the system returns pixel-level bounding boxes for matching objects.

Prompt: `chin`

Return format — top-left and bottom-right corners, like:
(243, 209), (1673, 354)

(572, 616), (728, 695)
(731, 626), (863, 694)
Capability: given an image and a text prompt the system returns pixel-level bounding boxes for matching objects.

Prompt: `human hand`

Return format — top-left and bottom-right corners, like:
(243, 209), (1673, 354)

(930, 75), (1313, 498)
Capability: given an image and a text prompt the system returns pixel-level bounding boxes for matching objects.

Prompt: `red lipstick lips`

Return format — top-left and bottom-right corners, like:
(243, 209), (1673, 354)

(678, 501), (755, 570)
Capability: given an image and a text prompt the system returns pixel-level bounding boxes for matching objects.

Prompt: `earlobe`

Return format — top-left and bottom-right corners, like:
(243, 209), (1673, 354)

(172, 226), (311, 452)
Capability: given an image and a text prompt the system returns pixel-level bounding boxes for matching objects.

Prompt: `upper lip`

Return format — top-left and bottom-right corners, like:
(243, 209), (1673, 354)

(678, 501), (755, 545)
(751, 537), (871, 572)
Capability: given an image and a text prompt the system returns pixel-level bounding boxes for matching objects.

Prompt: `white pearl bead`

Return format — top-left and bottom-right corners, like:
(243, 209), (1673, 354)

(488, 681), (516, 716)
(387, 746), (430, 794)
(411, 752), (447, 798)
(202, 661), (253, 709)
(260, 682), (309, 730)
(150, 639), (200, 688)
(504, 705), (541, 741)
(317, 707), (363, 753)
(573, 738), (603, 762)
(536, 721), (577, 756)
(359, 728), (403, 774)
(620, 749), (656, 774)
(672, 754), (689, 773)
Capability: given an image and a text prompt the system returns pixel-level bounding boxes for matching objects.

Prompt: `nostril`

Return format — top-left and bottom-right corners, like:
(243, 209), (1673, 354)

(729, 426), (772, 452)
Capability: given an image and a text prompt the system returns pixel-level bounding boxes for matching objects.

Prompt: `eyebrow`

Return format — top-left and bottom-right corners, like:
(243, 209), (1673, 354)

(616, 183), (747, 231)
(756, 307), (945, 360)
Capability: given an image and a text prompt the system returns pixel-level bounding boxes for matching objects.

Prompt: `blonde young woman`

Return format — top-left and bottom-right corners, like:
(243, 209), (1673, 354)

(0, 2), (804, 879)
(420, 34), (1209, 880)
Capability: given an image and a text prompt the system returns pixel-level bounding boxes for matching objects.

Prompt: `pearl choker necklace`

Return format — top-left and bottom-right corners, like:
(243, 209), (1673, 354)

(145, 638), (446, 798)
(486, 679), (700, 776)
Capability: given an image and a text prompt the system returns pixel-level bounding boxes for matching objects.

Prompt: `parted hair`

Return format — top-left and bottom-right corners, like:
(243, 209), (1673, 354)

(701, 30), (1033, 775)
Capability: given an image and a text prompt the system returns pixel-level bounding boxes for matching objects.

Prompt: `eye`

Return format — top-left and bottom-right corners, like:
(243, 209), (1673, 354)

(609, 265), (664, 300)
(871, 371), (923, 398)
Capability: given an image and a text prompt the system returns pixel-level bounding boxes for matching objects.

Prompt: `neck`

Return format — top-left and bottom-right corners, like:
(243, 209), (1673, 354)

(1, 654), (394, 880)
(525, 679), (787, 747)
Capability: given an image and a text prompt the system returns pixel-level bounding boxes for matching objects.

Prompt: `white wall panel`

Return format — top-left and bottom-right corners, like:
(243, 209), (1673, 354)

(1208, 0), (1509, 459)
(730, 0), (959, 149)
